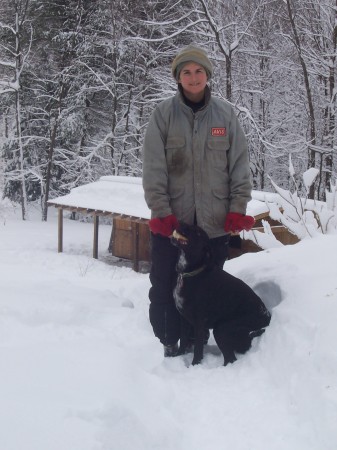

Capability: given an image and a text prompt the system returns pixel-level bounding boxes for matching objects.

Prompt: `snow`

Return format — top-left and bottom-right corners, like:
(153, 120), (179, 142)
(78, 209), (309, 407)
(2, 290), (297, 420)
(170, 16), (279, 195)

(1, 201), (337, 450)
(303, 168), (319, 191)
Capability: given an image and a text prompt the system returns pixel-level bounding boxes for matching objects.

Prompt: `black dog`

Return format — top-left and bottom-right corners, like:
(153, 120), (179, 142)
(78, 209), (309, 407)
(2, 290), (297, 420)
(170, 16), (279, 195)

(171, 222), (271, 366)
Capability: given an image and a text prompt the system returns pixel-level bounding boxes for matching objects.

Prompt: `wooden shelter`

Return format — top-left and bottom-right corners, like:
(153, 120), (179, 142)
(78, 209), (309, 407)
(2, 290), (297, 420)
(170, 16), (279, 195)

(48, 176), (151, 272)
(48, 176), (299, 271)
(47, 203), (150, 272)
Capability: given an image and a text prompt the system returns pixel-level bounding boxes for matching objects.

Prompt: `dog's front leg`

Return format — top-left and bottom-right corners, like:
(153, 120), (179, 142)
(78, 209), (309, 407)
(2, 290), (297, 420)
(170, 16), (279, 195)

(192, 319), (205, 365)
(177, 316), (192, 355)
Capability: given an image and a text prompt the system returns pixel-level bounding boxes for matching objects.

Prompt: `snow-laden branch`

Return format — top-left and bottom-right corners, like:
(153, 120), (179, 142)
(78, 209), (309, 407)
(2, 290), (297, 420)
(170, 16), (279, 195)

(20, 23), (33, 73)
(0, 21), (15, 34)
(142, 9), (197, 27)
(0, 59), (16, 69)
(0, 79), (19, 94)
(76, 60), (115, 98)
(326, 181), (337, 212)
(243, 220), (284, 250)
(243, 160), (337, 251)
(124, 19), (207, 43)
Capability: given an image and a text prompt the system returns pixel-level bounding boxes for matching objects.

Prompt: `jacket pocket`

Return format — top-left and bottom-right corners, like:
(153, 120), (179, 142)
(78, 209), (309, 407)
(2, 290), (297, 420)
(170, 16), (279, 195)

(165, 137), (186, 168)
(207, 137), (229, 166)
(206, 138), (230, 193)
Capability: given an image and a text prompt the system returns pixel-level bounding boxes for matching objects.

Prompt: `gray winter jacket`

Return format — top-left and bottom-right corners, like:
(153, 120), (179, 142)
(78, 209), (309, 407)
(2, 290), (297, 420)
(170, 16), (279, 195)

(142, 86), (252, 238)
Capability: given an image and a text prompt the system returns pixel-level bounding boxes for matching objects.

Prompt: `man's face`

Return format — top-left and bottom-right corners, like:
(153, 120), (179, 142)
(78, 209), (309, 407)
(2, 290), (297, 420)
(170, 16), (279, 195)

(178, 62), (208, 101)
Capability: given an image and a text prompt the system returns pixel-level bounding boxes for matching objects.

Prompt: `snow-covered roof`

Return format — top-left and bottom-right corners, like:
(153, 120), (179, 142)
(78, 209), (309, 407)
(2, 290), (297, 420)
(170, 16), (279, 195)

(48, 175), (273, 219)
(48, 176), (149, 218)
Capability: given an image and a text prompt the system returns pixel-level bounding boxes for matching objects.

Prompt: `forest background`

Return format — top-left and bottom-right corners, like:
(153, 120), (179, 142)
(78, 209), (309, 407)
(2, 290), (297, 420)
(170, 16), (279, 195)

(1, 0), (336, 221)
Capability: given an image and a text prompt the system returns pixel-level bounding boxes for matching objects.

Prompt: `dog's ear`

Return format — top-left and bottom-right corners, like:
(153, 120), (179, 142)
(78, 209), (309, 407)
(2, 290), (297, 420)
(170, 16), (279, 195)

(204, 245), (214, 268)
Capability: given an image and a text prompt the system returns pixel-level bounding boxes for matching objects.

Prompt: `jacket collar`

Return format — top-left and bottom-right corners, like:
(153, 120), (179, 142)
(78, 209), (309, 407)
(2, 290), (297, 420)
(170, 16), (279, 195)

(176, 84), (211, 112)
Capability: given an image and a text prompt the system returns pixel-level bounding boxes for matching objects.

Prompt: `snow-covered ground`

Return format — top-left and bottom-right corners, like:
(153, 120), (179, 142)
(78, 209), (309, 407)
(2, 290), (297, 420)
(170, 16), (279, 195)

(0, 203), (336, 450)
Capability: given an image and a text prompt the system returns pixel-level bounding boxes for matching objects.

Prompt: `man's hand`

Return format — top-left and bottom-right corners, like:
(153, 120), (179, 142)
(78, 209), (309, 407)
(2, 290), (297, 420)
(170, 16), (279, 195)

(224, 212), (255, 233)
(148, 214), (179, 237)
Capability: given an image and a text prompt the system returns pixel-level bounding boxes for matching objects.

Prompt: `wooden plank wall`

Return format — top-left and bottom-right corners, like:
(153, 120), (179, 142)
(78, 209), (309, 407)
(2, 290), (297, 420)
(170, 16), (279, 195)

(111, 217), (150, 263)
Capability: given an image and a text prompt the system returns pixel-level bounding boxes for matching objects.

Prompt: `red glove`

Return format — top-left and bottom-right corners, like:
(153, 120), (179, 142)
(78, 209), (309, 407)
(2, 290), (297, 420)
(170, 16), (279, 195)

(224, 212), (255, 233)
(148, 214), (178, 237)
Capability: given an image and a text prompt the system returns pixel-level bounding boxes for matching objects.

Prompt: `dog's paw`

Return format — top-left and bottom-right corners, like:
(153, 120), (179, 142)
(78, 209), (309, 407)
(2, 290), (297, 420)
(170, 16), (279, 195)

(163, 343), (179, 357)
(177, 342), (193, 356)
(223, 353), (237, 366)
(191, 357), (202, 365)
(249, 328), (265, 339)
(177, 347), (186, 356)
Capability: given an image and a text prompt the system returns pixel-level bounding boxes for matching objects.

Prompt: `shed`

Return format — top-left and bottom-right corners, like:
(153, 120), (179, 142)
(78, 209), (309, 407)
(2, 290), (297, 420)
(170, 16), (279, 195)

(48, 176), (298, 270)
(48, 176), (151, 271)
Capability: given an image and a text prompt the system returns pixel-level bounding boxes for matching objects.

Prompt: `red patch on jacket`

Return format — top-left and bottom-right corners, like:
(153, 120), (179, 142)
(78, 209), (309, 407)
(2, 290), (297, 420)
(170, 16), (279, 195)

(211, 127), (226, 136)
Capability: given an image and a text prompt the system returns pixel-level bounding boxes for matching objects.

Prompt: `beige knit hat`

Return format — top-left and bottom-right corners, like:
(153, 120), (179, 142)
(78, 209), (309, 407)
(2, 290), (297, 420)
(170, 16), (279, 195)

(172, 45), (213, 81)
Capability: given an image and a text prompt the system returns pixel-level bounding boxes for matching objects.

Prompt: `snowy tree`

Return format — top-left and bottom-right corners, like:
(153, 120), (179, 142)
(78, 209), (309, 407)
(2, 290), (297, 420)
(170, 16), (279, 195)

(0, 0), (34, 219)
(1, 0), (336, 219)
(279, 0), (337, 199)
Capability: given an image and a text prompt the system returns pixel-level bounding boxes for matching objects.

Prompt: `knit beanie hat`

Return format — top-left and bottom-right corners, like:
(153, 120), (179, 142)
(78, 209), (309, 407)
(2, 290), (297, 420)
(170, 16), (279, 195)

(172, 45), (213, 81)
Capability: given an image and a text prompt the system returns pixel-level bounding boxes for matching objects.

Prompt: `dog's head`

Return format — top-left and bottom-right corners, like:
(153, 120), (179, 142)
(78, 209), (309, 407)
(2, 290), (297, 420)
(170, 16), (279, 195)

(171, 222), (213, 270)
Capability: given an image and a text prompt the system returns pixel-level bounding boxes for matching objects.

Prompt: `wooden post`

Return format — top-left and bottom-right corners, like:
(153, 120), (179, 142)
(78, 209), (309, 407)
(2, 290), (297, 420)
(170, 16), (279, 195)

(93, 214), (99, 259)
(58, 207), (63, 253)
(132, 221), (140, 272)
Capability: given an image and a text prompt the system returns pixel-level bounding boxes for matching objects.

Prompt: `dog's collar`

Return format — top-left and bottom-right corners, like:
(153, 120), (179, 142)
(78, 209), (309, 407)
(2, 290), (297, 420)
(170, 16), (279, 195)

(180, 265), (206, 278)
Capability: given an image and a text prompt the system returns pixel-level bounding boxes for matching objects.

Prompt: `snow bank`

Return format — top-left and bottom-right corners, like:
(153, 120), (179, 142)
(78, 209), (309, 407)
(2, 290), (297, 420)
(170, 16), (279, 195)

(0, 208), (336, 450)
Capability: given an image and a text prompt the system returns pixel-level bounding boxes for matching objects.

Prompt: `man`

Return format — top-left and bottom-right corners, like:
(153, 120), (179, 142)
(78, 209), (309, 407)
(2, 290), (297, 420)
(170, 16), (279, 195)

(142, 44), (255, 356)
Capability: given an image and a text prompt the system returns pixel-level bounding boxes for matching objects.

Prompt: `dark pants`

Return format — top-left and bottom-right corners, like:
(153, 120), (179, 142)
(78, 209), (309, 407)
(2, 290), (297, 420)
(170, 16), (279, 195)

(149, 233), (230, 345)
